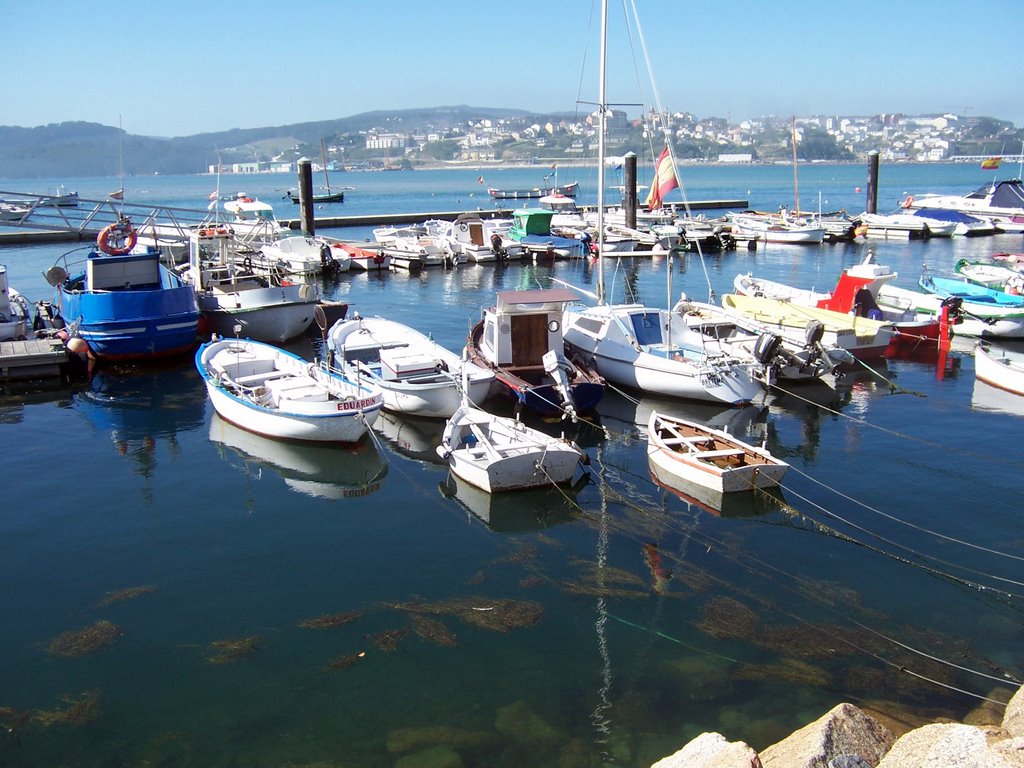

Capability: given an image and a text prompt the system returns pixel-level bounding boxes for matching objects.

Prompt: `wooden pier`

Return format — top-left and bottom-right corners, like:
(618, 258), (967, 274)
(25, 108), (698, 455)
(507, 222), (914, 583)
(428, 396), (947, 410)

(277, 200), (748, 230)
(0, 337), (69, 382)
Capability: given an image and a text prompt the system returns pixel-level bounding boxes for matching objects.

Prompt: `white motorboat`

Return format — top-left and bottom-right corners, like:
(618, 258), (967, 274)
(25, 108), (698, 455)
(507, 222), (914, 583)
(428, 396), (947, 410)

(467, 288), (605, 420)
(442, 215), (523, 262)
(647, 410), (789, 494)
(435, 401), (585, 493)
(325, 314), (495, 418)
(196, 337), (383, 443)
(563, 301), (764, 405)
(974, 342), (1024, 396)
(727, 211), (824, 244)
(910, 208), (997, 236)
(223, 193), (287, 243)
(323, 241), (391, 271)
(671, 294), (846, 382)
(901, 179), (1024, 232)
(0, 264), (30, 341)
(855, 211), (955, 239)
(260, 235), (350, 278)
(182, 230), (319, 343)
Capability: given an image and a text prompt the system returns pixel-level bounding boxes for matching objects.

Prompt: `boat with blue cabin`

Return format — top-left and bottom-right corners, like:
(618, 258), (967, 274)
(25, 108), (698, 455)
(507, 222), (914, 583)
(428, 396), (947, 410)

(50, 219), (200, 360)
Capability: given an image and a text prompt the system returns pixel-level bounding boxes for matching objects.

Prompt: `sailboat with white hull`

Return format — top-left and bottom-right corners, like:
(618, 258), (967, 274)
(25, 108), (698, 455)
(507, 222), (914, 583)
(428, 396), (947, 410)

(561, 5), (763, 406)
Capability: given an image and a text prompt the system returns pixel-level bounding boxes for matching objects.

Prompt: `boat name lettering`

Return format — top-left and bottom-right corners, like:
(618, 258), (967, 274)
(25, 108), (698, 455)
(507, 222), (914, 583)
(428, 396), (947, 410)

(337, 397), (376, 411)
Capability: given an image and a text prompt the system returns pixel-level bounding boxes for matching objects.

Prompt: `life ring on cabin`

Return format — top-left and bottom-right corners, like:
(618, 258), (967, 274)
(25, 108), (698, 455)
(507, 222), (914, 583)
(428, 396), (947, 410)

(96, 221), (138, 255)
(901, 195), (914, 209)
(240, 197), (254, 203)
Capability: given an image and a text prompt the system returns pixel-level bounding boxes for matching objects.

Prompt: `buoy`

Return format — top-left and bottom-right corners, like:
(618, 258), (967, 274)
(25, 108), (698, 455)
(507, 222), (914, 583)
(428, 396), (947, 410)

(855, 186), (862, 193)
(67, 337), (90, 359)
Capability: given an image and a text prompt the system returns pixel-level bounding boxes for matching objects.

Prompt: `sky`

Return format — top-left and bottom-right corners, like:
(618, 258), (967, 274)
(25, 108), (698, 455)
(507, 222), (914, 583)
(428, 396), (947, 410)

(4, 0), (1022, 137)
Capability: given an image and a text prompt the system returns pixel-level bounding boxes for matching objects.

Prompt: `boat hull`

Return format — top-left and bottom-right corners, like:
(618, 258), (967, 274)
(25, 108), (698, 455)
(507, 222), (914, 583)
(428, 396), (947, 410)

(197, 284), (318, 343)
(59, 283), (199, 360)
(974, 343), (1024, 396)
(196, 339), (383, 443)
(646, 412), (788, 494)
(438, 405), (582, 493)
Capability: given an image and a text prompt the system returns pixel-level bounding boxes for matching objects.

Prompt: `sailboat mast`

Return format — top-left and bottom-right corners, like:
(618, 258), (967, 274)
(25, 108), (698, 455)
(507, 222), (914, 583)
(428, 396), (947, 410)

(320, 139), (332, 194)
(596, 0), (608, 304)
(791, 116), (800, 215)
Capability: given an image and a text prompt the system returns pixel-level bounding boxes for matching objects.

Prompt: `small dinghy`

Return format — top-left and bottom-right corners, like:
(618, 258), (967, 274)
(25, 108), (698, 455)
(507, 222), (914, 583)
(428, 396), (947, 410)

(646, 410), (788, 494)
(196, 336), (383, 443)
(436, 372), (585, 493)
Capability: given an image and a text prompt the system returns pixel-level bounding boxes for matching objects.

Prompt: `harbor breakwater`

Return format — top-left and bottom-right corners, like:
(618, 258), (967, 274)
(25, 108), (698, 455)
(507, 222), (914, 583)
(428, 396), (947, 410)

(652, 683), (1024, 767)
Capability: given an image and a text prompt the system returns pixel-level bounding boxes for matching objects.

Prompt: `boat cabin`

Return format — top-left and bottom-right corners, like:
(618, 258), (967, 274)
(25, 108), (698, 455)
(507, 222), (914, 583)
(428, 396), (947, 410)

(538, 194), (580, 216)
(510, 209), (556, 239)
(481, 288), (579, 368)
(85, 248), (164, 292)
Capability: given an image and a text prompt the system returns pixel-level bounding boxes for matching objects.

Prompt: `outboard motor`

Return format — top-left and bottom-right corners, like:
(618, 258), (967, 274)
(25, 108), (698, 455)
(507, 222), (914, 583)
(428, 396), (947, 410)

(752, 332), (783, 366)
(542, 349), (577, 423)
(804, 319), (825, 347)
(490, 232), (506, 259)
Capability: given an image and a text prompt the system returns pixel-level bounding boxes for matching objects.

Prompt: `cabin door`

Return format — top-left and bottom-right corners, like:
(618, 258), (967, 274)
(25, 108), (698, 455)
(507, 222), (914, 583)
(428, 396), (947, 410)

(469, 222), (484, 246)
(510, 314), (548, 367)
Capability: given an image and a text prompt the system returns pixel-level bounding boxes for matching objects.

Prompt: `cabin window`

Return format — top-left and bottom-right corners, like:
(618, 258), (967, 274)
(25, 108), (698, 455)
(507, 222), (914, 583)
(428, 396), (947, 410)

(630, 312), (663, 345)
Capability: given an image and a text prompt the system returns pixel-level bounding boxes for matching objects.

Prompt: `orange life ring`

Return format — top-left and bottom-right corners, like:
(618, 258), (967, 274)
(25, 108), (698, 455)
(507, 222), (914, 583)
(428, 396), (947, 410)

(241, 197), (254, 203)
(97, 221), (138, 255)
(901, 195), (914, 209)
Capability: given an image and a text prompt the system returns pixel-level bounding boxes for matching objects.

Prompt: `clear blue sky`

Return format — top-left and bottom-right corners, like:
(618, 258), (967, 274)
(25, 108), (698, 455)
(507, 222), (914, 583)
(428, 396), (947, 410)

(5, 0), (1021, 137)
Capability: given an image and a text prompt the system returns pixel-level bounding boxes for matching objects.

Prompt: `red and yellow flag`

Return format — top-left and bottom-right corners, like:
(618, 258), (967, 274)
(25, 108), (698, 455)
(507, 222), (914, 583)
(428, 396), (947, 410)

(981, 157), (1001, 170)
(645, 147), (679, 209)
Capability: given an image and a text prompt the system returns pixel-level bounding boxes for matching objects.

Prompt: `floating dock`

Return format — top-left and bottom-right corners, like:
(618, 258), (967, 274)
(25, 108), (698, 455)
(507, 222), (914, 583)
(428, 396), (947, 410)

(0, 337), (69, 382)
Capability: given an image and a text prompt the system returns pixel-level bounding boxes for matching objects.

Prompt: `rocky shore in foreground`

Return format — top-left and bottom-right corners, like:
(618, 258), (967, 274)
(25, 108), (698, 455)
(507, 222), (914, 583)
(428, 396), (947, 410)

(652, 683), (1024, 768)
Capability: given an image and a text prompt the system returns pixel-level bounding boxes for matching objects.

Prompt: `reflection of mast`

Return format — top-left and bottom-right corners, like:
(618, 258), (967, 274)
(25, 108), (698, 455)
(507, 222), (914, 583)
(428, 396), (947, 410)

(590, 441), (613, 750)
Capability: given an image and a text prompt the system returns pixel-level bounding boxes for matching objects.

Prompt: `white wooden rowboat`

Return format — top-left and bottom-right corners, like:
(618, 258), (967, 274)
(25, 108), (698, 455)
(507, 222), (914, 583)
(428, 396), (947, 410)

(646, 410), (788, 494)
(974, 342), (1024, 396)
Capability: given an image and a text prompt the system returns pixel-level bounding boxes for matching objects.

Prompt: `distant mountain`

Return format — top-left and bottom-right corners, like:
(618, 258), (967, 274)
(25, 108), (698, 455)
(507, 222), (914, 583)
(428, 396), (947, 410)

(0, 106), (547, 179)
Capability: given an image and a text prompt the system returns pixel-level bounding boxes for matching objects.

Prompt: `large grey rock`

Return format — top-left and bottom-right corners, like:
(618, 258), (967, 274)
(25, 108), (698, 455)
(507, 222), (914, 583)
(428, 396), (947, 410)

(651, 732), (762, 768)
(1004, 685), (1024, 738)
(876, 722), (1024, 767)
(760, 703), (895, 768)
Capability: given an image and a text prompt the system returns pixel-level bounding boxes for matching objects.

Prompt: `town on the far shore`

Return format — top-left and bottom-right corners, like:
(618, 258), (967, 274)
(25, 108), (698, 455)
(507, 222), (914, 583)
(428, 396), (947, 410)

(207, 109), (1024, 175)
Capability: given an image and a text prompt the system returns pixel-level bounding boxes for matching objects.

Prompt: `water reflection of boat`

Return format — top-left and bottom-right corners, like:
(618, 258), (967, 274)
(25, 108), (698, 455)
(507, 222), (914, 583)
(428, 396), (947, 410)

(971, 377), (1024, 418)
(648, 460), (787, 518)
(78, 364), (207, 441)
(597, 389), (767, 445)
(372, 409), (446, 465)
(209, 415), (387, 499)
(438, 471), (585, 532)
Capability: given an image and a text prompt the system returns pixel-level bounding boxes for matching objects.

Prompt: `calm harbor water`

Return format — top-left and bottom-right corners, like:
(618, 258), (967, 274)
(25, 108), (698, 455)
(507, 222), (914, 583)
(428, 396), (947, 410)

(1, 165), (1023, 767)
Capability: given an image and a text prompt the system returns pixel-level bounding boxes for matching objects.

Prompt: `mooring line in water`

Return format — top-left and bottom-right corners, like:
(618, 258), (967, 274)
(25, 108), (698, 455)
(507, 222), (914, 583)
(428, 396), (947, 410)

(769, 381), (1024, 471)
(589, 471), (1023, 696)
(789, 464), (1024, 563)
(501, 435), (1021, 700)
(607, 613), (740, 663)
(777, 481), (1024, 596)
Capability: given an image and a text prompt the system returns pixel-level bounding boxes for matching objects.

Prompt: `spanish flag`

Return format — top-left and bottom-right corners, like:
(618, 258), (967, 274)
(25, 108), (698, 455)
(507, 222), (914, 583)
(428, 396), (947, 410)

(981, 157), (1001, 170)
(645, 147), (679, 209)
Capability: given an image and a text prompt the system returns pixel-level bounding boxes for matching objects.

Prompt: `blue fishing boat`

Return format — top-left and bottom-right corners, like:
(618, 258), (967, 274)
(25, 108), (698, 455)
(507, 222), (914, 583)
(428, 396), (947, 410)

(52, 219), (200, 360)
(919, 273), (1024, 308)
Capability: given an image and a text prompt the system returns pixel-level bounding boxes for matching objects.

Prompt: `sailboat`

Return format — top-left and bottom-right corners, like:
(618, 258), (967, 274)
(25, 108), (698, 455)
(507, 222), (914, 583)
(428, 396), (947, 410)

(286, 140), (347, 204)
(561, 8), (764, 406)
